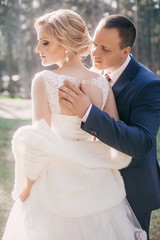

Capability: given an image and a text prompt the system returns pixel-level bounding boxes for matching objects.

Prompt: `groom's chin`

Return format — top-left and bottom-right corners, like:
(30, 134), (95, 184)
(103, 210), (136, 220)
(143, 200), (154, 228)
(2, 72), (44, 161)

(92, 64), (103, 71)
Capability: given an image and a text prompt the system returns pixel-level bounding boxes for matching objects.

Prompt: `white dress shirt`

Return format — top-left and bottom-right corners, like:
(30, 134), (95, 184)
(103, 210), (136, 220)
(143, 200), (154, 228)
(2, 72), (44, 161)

(82, 55), (131, 122)
(104, 55), (131, 87)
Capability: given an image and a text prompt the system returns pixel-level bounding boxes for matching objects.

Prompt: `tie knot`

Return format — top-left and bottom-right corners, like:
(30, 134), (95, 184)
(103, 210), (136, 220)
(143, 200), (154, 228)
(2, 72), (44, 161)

(105, 74), (111, 82)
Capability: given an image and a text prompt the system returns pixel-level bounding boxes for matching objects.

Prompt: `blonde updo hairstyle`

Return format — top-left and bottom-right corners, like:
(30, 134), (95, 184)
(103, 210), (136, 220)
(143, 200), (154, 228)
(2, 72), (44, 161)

(34, 9), (91, 57)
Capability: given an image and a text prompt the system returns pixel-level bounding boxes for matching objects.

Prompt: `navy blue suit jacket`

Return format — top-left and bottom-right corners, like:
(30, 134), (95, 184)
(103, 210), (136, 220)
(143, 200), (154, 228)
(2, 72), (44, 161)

(81, 55), (160, 214)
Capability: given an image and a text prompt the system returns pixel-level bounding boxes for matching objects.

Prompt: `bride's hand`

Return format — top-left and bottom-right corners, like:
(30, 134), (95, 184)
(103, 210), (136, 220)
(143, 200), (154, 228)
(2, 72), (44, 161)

(19, 186), (31, 202)
(19, 178), (35, 202)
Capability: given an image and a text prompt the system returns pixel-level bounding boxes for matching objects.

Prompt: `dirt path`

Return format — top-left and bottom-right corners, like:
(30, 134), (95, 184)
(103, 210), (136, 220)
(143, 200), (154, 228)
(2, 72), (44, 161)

(0, 98), (32, 119)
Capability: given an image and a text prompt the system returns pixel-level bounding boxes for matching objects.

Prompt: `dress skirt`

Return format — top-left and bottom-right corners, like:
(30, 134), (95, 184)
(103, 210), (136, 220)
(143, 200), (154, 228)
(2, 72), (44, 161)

(2, 120), (147, 240)
(2, 195), (146, 240)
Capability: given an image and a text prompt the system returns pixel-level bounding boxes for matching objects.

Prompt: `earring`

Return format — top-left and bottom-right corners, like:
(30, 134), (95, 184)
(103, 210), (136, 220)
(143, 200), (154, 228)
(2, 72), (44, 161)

(65, 50), (69, 63)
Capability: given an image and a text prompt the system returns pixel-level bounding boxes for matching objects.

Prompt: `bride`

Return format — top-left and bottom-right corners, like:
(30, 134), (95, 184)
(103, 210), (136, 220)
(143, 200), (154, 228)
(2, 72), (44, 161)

(2, 9), (147, 240)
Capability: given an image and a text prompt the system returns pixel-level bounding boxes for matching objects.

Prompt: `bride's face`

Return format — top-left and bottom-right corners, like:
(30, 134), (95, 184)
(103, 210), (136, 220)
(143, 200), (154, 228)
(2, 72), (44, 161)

(35, 25), (66, 66)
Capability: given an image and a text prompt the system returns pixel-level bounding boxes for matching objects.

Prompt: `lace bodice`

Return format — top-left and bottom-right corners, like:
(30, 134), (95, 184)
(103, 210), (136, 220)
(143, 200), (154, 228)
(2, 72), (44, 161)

(34, 70), (109, 140)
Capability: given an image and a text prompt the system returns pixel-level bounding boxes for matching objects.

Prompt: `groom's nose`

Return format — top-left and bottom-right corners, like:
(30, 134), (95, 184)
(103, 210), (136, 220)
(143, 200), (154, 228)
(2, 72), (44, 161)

(92, 45), (101, 57)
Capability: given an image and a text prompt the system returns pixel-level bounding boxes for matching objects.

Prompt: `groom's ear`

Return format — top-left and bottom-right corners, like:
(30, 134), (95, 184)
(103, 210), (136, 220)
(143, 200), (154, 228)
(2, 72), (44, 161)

(123, 46), (131, 56)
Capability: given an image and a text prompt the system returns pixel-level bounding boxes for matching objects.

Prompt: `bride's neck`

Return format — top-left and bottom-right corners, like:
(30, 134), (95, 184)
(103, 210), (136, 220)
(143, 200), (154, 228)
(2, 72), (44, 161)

(59, 56), (86, 71)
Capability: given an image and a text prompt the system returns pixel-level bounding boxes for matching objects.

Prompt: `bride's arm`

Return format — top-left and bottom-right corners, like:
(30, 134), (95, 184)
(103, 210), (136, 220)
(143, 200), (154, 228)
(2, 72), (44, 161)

(103, 85), (119, 121)
(32, 75), (51, 125)
(19, 75), (51, 201)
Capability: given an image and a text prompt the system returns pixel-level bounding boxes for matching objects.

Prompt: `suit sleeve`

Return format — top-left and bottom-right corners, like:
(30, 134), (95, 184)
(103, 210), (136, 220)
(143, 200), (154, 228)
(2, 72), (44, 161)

(81, 80), (160, 158)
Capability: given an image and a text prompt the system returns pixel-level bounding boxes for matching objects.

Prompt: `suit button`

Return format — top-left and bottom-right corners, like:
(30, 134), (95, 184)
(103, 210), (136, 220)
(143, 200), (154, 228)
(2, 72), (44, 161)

(90, 130), (94, 135)
(94, 131), (98, 136)
(89, 130), (97, 136)
(88, 129), (92, 133)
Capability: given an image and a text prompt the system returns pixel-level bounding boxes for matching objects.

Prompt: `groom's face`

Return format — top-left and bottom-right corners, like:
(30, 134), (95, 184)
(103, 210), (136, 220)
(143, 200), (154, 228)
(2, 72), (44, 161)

(91, 25), (130, 73)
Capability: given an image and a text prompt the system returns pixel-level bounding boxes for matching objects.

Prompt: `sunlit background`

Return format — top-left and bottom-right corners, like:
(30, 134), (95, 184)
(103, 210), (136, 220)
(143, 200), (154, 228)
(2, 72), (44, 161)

(0, 1), (160, 239)
(0, 0), (160, 98)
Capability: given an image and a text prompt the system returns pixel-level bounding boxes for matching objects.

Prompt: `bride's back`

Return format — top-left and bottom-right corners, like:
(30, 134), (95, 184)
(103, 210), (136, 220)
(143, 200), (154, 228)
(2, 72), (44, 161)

(42, 69), (108, 116)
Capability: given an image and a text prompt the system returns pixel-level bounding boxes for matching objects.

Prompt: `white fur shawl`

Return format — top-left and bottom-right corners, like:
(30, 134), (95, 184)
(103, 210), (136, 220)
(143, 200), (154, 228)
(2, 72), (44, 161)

(11, 119), (131, 217)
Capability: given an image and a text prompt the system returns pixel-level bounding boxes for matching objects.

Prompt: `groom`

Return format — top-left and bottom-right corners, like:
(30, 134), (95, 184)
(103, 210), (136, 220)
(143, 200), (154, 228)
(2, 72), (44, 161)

(59, 14), (160, 238)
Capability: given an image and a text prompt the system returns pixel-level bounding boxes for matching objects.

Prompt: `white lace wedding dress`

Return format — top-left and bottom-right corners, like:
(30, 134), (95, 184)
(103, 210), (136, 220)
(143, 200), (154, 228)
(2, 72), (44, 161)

(2, 70), (147, 240)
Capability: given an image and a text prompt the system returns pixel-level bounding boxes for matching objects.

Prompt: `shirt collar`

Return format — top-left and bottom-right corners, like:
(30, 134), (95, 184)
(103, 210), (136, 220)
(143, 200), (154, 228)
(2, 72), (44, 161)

(104, 55), (131, 86)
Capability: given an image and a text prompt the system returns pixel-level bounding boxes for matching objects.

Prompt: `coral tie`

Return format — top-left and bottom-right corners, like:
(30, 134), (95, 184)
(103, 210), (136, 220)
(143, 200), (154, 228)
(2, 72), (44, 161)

(105, 74), (111, 83)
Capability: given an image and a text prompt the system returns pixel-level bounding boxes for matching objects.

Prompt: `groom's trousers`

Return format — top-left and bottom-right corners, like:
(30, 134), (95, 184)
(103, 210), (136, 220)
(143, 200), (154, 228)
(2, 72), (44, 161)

(136, 211), (151, 240)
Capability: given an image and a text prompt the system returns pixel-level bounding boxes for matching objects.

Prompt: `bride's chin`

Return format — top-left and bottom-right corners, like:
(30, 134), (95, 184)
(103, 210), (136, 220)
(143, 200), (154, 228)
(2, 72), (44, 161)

(41, 61), (53, 67)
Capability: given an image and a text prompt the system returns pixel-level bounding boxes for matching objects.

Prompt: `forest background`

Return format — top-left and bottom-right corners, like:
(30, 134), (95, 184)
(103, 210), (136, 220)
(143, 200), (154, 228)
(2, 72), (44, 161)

(0, 0), (160, 239)
(0, 0), (160, 98)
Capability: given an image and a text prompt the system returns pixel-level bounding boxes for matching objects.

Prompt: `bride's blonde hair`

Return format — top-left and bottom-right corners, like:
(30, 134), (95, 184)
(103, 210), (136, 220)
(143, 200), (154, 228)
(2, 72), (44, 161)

(34, 9), (91, 57)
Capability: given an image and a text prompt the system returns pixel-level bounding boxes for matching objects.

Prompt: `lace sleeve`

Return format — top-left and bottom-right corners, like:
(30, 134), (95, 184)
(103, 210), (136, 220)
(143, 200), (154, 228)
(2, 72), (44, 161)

(42, 70), (64, 114)
(41, 70), (77, 114)
(41, 71), (109, 113)
(81, 76), (109, 110)
(93, 76), (109, 110)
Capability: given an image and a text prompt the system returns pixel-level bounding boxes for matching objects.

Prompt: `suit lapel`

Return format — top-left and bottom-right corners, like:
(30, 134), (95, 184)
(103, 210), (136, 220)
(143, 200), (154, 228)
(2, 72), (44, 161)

(112, 56), (139, 100)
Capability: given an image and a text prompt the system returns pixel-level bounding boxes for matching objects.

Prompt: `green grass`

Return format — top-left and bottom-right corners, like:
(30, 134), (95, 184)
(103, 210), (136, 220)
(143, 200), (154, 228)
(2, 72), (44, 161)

(0, 119), (160, 239)
(0, 118), (30, 147)
(0, 94), (24, 99)
(150, 130), (160, 240)
(0, 95), (11, 99)
(0, 160), (14, 233)
(150, 209), (160, 240)
(0, 118), (31, 237)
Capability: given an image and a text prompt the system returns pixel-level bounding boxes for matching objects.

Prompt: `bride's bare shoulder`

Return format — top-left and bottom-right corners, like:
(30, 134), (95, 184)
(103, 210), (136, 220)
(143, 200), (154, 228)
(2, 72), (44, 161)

(87, 69), (102, 79)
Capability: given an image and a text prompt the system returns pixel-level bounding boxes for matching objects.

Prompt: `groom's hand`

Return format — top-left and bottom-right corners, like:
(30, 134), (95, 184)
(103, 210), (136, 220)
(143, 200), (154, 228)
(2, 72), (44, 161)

(59, 80), (91, 118)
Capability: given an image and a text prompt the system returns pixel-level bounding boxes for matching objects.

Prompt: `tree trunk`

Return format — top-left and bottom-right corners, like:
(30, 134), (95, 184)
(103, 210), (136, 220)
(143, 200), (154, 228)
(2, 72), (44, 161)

(116, 0), (120, 13)
(5, 31), (16, 98)
(134, 0), (141, 60)
(148, 0), (155, 72)
(14, 1), (31, 98)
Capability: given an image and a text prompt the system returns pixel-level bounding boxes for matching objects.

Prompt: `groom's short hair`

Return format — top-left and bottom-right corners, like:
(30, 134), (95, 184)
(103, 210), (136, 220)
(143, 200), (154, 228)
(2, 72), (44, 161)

(99, 14), (136, 49)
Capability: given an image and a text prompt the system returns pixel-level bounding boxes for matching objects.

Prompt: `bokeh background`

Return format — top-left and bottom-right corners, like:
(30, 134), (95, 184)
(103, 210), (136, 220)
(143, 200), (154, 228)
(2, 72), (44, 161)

(0, 0), (160, 239)
(0, 0), (160, 98)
